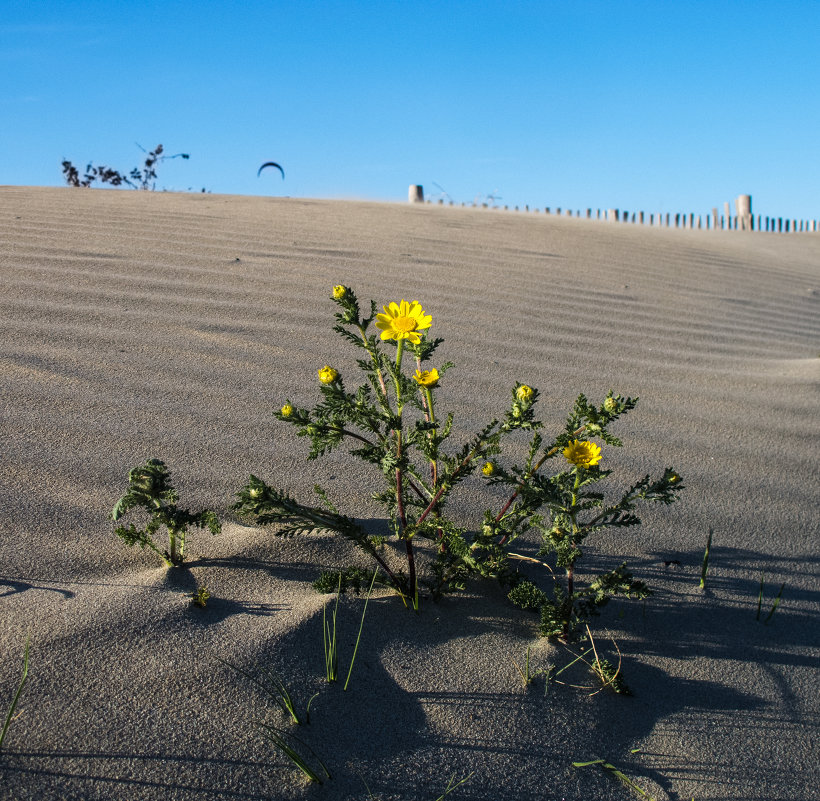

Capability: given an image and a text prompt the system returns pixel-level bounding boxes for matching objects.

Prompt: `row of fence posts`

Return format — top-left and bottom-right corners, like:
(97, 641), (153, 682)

(407, 186), (818, 233)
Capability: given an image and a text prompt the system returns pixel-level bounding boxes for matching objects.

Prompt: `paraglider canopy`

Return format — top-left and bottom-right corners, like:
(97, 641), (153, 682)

(257, 161), (285, 180)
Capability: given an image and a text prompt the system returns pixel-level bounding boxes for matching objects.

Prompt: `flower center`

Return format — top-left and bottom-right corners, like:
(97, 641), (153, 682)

(392, 316), (417, 333)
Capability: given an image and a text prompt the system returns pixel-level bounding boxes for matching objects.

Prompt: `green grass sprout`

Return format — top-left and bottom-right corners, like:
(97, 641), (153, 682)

(343, 569), (378, 690)
(700, 528), (713, 588)
(219, 657), (303, 725)
(257, 723), (330, 784)
(756, 572), (766, 620)
(511, 645), (552, 688)
(356, 770), (378, 799)
(758, 577), (785, 624)
(0, 637), (30, 754)
(572, 758), (656, 799)
(305, 692), (319, 725)
(323, 574), (341, 682)
(433, 771), (475, 800)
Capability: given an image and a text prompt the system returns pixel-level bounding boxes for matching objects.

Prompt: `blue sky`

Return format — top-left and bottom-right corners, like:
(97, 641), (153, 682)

(3, 1), (819, 218)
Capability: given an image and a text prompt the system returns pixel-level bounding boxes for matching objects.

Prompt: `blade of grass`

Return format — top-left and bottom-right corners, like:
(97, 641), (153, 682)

(324, 574), (341, 682)
(699, 528), (712, 588)
(764, 582), (785, 624)
(217, 657), (301, 725)
(756, 572), (765, 620)
(305, 692), (319, 725)
(433, 771), (474, 800)
(0, 637), (30, 753)
(343, 569), (378, 690)
(572, 758), (656, 800)
(257, 722), (330, 784)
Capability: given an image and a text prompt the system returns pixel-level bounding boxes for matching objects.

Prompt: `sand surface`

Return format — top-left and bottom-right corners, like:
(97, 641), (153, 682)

(0, 186), (818, 801)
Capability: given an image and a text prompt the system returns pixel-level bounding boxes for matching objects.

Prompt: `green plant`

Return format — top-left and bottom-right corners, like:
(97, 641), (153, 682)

(508, 446), (681, 639)
(191, 585), (211, 608)
(511, 645), (539, 686)
(61, 143), (189, 190)
(323, 575), (341, 682)
(433, 772), (474, 800)
(0, 637), (30, 754)
(572, 757), (656, 799)
(756, 573), (785, 623)
(111, 458), (221, 567)
(343, 569), (378, 690)
(257, 724), (330, 784)
(233, 286), (682, 634)
(219, 657), (309, 726)
(700, 528), (713, 588)
(313, 566), (380, 594)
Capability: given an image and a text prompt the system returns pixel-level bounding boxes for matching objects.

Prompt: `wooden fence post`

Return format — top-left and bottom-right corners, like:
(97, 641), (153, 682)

(736, 195), (752, 230)
(408, 185), (424, 203)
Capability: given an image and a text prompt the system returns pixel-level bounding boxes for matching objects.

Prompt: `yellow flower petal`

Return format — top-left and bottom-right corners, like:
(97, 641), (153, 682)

(413, 368), (440, 387)
(375, 299), (433, 341)
(562, 440), (602, 468)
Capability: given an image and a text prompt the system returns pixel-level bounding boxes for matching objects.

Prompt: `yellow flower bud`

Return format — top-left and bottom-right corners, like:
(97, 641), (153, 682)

(413, 368), (440, 387)
(482, 461), (496, 477)
(332, 285), (347, 299)
(318, 365), (338, 384)
(604, 397), (618, 413)
(280, 403), (294, 418)
(516, 384), (534, 403)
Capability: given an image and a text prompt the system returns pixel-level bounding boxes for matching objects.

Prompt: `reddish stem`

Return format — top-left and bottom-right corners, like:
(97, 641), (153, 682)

(496, 424), (587, 545)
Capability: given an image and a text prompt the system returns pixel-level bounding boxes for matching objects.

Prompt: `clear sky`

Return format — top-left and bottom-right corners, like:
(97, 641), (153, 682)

(3, 1), (819, 219)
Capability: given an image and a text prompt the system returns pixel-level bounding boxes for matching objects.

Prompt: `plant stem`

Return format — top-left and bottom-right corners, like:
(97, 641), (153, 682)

(496, 424), (587, 543)
(700, 528), (713, 588)
(357, 323), (389, 399)
(330, 426), (379, 447)
(417, 429), (499, 527)
(169, 528), (180, 565)
(391, 338), (416, 597)
(420, 382), (445, 547)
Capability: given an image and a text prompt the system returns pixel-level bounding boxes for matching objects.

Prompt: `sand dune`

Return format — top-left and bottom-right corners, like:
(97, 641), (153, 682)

(0, 186), (818, 801)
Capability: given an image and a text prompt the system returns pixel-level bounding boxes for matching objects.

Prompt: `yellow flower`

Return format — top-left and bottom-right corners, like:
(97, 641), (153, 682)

(375, 300), (432, 344)
(332, 285), (347, 299)
(280, 403), (294, 418)
(482, 461), (496, 476)
(516, 384), (534, 403)
(413, 368), (440, 387)
(318, 365), (339, 384)
(563, 440), (602, 468)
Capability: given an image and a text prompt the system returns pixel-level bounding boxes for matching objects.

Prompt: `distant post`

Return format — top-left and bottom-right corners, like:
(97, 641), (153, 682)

(712, 207), (719, 230)
(723, 202), (731, 229)
(736, 195), (752, 230)
(408, 185), (424, 203)
(607, 209), (619, 222)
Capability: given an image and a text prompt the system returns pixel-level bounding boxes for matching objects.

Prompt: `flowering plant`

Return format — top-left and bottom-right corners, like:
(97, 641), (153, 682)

(234, 287), (682, 633)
